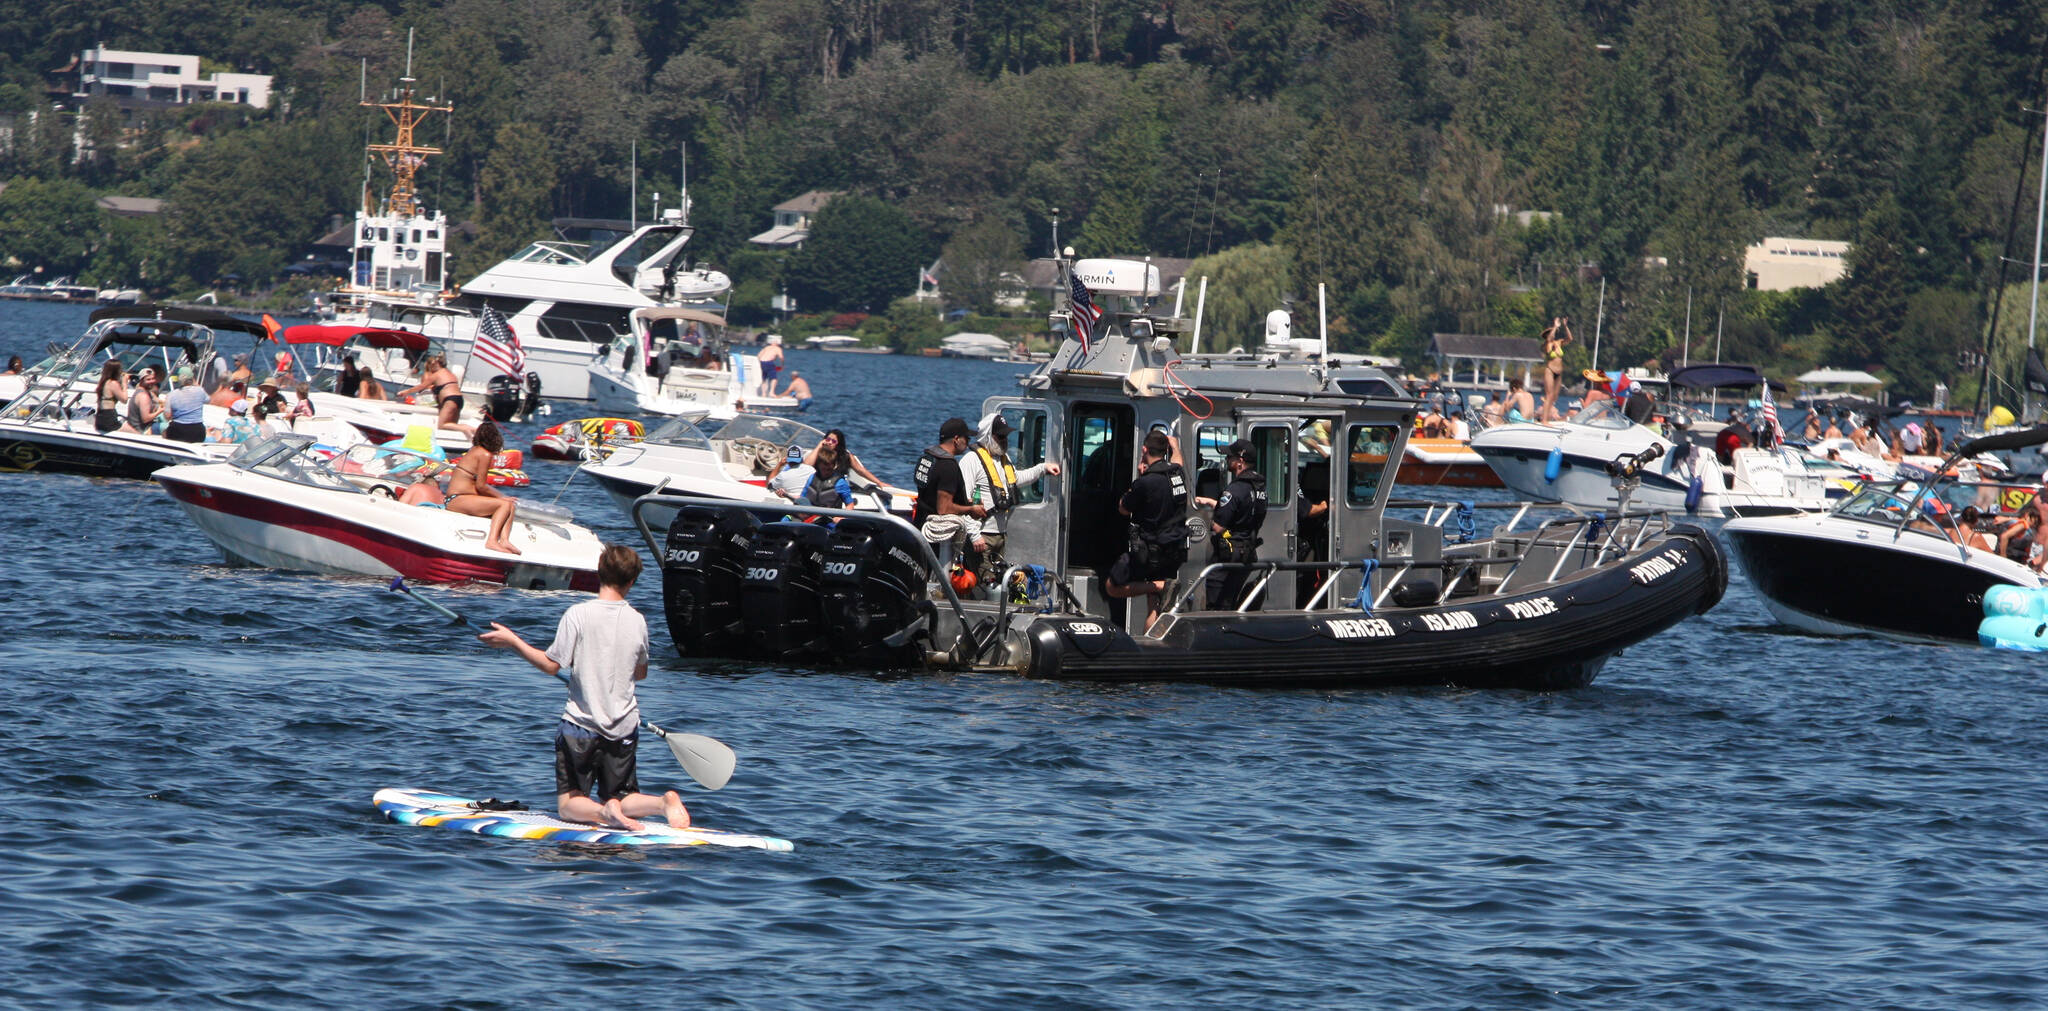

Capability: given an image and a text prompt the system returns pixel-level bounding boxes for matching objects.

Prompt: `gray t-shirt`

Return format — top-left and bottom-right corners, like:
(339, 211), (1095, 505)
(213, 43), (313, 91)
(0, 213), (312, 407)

(544, 598), (650, 739)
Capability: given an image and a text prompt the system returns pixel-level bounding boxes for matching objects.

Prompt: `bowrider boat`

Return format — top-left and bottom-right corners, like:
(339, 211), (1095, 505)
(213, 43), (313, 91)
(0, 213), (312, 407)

(1469, 399), (1828, 517)
(586, 307), (796, 420)
(1721, 427), (2048, 643)
(154, 433), (600, 590)
(631, 258), (1726, 690)
(1400, 434), (1502, 487)
(0, 311), (258, 478)
(582, 412), (908, 530)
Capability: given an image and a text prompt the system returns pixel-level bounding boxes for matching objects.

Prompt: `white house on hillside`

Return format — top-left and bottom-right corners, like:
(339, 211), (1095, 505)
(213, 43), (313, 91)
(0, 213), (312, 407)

(1744, 237), (1850, 291)
(749, 190), (841, 248)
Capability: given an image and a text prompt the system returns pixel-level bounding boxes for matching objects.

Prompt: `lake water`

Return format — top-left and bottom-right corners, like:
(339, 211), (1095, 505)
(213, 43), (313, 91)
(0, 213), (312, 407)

(1, 300), (2043, 1008)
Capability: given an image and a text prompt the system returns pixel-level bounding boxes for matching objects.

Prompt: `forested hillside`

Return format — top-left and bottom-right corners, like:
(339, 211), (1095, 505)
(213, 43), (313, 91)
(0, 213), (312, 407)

(2, 0), (2046, 402)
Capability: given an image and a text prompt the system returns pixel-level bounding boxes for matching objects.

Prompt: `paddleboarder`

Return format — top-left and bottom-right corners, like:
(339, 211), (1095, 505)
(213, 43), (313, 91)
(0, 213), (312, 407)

(477, 544), (691, 831)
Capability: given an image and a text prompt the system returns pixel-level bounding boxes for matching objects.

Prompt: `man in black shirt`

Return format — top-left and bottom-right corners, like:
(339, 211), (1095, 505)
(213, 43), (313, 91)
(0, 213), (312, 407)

(1106, 429), (1189, 631)
(1193, 439), (1268, 611)
(915, 416), (988, 573)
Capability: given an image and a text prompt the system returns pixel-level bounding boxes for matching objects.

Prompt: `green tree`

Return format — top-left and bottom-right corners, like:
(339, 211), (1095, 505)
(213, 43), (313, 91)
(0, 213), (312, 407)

(784, 195), (927, 312)
(464, 122), (557, 279)
(1889, 287), (1973, 401)
(939, 213), (1024, 315)
(1184, 242), (1290, 352)
(0, 176), (99, 274)
(1283, 100), (1414, 346)
(1831, 196), (1910, 368)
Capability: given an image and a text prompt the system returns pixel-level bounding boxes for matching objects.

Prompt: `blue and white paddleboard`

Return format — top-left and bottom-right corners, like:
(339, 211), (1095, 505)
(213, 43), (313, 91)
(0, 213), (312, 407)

(373, 788), (794, 851)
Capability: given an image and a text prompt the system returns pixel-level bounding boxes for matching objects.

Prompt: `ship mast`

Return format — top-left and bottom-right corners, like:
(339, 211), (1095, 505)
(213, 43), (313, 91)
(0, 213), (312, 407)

(361, 30), (451, 219)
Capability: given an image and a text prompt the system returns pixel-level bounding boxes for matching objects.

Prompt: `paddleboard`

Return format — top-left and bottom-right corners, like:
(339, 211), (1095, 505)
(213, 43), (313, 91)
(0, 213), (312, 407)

(373, 788), (794, 851)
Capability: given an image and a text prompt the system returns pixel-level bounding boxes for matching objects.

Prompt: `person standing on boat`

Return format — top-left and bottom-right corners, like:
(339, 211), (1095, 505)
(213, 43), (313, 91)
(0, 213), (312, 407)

(396, 353), (475, 439)
(756, 334), (785, 396)
(1105, 429), (1190, 632)
(338, 356), (364, 398)
(915, 418), (988, 572)
(477, 544), (691, 832)
(164, 368), (209, 444)
(1193, 439), (1267, 612)
(226, 354), (253, 386)
(1540, 317), (1572, 421)
(960, 412), (1061, 591)
(446, 420), (522, 555)
(122, 366), (165, 435)
(93, 360), (128, 435)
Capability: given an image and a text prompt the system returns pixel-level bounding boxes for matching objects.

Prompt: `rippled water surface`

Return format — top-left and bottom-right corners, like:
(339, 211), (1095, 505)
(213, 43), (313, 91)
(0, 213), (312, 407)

(2, 301), (2044, 1008)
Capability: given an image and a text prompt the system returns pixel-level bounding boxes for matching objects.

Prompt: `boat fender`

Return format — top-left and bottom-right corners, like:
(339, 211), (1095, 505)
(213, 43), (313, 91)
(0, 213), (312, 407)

(1389, 578), (1440, 608)
(1544, 445), (1563, 483)
(1977, 615), (2048, 651)
(1685, 476), (1703, 513)
(1351, 559), (1379, 615)
(514, 499), (574, 526)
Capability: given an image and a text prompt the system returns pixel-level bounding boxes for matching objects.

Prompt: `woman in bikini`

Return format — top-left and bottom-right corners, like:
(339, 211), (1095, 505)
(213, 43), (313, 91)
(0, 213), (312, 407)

(94, 360), (129, 434)
(444, 421), (521, 555)
(1540, 317), (1571, 421)
(398, 353), (475, 437)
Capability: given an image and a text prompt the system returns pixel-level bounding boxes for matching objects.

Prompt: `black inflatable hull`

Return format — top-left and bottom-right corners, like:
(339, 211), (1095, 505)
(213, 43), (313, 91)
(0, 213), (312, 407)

(1019, 525), (1726, 690)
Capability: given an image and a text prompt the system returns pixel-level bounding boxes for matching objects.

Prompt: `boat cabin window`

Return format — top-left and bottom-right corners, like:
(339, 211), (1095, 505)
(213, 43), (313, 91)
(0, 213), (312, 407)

(1248, 425), (1295, 507)
(1344, 424), (1401, 507)
(607, 226), (686, 285)
(1192, 424), (1235, 499)
(1003, 408), (1051, 506)
(534, 302), (632, 345)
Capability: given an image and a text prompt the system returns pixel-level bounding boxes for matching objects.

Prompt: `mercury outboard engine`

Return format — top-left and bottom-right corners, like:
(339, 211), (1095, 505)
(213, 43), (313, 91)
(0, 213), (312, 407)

(522, 371), (543, 418)
(661, 505), (760, 657)
(739, 521), (834, 658)
(486, 374), (523, 422)
(817, 517), (936, 664)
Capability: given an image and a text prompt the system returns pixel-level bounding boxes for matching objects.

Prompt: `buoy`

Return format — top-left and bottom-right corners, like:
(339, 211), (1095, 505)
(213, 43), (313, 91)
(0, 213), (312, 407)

(948, 563), (978, 594)
(1685, 475), (1703, 513)
(1544, 445), (1563, 483)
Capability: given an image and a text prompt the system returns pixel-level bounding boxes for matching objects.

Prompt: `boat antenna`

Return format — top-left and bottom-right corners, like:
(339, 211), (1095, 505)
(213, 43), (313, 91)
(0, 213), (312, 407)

(2025, 104), (2048, 423)
(361, 33), (452, 221)
(1318, 282), (1329, 358)
(630, 140), (638, 229)
(1191, 276), (1209, 354)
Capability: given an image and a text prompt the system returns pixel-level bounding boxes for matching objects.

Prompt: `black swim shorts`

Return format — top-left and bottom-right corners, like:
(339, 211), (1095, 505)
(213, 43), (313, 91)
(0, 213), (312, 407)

(554, 720), (640, 801)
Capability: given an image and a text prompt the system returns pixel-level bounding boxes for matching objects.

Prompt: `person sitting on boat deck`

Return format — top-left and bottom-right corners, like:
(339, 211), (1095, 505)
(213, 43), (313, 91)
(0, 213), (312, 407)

(774, 371), (813, 411)
(163, 367), (209, 444)
(1714, 412), (1751, 466)
(1504, 376), (1537, 425)
(915, 417), (988, 572)
(960, 412), (1062, 591)
(122, 366), (165, 435)
(1482, 391), (1505, 426)
(1415, 404), (1448, 438)
(1105, 429), (1190, 633)
(766, 445), (816, 502)
(285, 382), (317, 427)
(446, 420), (522, 555)
(396, 353), (475, 439)
(93, 360), (128, 434)
(1896, 422), (1924, 458)
(1947, 505), (1998, 553)
(478, 544), (690, 832)
(1192, 439), (1268, 612)
(215, 398), (257, 443)
(1448, 406), (1472, 442)
(1921, 422), (1944, 458)
(209, 378), (244, 409)
(1539, 317), (1572, 421)
(4, 355), (20, 375)
(338, 355), (364, 398)
(358, 370), (388, 401)
(1823, 413), (1844, 440)
(755, 334), (785, 396)
(1997, 506), (2041, 566)
(807, 428), (892, 497)
(1801, 410), (1824, 443)
(226, 354), (253, 386)
(266, 350), (297, 389)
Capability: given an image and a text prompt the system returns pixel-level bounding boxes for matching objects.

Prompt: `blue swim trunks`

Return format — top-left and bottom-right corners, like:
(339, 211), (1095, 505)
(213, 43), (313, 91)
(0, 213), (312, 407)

(798, 397), (813, 411)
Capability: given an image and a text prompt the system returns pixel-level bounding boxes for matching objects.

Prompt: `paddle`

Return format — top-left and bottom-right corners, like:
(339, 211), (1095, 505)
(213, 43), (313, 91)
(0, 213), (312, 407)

(384, 577), (737, 790)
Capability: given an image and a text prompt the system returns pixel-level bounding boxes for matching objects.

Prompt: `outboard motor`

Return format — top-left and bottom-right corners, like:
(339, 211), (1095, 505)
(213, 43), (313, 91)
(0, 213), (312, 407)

(522, 371), (543, 419)
(486, 374), (523, 422)
(661, 506), (760, 658)
(739, 521), (834, 658)
(817, 517), (937, 664)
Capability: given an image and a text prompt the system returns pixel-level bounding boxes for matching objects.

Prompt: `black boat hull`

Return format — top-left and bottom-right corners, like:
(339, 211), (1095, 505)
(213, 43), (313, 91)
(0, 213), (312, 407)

(1723, 523), (2021, 643)
(1015, 525), (1725, 690)
(0, 429), (205, 480)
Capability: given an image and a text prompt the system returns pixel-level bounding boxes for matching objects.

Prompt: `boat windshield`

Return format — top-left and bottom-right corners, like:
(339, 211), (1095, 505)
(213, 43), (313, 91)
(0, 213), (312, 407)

(1565, 399), (1637, 430)
(508, 241), (589, 266)
(643, 414), (718, 452)
(709, 413), (826, 447)
(227, 434), (358, 492)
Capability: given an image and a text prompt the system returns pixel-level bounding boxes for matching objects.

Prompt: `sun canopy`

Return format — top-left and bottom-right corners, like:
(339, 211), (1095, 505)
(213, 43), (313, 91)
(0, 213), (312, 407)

(89, 304), (268, 340)
(1667, 364), (1787, 391)
(1961, 424), (2048, 458)
(282, 324), (430, 352)
(1797, 368), (1884, 386)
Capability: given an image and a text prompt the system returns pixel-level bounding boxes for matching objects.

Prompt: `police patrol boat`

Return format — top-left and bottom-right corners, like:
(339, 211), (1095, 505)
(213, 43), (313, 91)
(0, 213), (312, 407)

(632, 258), (1726, 690)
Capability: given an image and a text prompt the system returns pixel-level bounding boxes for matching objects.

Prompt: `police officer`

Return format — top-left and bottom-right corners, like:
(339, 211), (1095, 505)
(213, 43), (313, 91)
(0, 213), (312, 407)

(914, 417), (988, 572)
(1105, 428), (1189, 632)
(1194, 439), (1267, 611)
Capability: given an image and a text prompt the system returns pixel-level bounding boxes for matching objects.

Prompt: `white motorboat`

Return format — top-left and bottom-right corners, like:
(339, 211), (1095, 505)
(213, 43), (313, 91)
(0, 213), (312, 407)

(154, 433), (601, 590)
(1469, 400), (1829, 518)
(283, 323), (481, 451)
(582, 412), (909, 530)
(586, 307), (797, 420)
(1722, 427), (2048, 642)
(0, 311), (261, 479)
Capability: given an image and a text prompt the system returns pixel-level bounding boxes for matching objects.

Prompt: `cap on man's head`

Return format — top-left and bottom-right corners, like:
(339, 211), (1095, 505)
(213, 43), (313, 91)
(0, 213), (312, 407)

(230, 398), (249, 414)
(977, 412), (1012, 441)
(786, 445), (804, 462)
(939, 417), (971, 442)
(1225, 438), (1255, 461)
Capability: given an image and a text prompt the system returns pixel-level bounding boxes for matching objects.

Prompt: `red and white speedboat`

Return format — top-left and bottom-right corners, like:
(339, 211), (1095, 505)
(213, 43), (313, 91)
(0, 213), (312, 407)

(155, 434), (601, 590)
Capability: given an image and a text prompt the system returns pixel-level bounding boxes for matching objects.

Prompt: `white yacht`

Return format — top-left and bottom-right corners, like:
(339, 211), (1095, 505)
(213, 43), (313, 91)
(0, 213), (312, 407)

(587, 307), (795, 420)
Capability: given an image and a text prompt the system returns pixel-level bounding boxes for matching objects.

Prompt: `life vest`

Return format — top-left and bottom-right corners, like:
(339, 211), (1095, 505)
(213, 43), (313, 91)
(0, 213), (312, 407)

(972, 445), (1017, 513)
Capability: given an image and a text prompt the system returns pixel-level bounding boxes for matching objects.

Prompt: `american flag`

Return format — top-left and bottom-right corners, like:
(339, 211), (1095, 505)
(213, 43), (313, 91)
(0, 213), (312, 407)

(1758, 390), (1779, 440)
(472, 306), (525, 378)
(1068, 272), (1102, 352)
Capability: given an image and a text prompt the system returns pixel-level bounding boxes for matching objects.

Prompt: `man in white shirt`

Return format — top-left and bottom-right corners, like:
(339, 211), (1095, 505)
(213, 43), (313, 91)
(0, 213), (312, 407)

(958, 412), (1061, 593)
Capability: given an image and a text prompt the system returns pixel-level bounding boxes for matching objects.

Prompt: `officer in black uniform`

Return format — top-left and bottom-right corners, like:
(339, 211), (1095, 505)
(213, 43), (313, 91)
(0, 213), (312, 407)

(1194, 438), (1268, 611)
(1105, 428), (1189, 631)
(914, 416), (987, 571)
